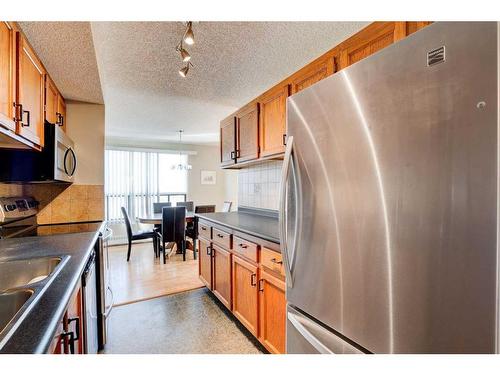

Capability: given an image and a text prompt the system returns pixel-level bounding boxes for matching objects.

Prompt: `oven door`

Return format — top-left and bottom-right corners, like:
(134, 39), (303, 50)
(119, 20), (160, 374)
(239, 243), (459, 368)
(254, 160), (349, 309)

(54, 127), (76, 182)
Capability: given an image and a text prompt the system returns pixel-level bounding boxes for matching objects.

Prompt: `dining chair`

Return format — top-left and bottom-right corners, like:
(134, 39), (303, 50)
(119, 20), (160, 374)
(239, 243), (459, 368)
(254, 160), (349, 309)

(158, 206), (187, 264)
(177, 201), (194, 212)
(194, 205), (216, 214)
(153, 202), (171, 213)
(222, 201), (232, 212)
(121, 207), (158, 262)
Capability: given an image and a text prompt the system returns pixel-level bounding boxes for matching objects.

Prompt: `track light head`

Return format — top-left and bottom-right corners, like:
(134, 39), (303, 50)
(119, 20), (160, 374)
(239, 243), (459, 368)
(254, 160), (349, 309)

(184, 22), (194, 45)
(179, 63), (191, 78)
(180, 47), (191, 62)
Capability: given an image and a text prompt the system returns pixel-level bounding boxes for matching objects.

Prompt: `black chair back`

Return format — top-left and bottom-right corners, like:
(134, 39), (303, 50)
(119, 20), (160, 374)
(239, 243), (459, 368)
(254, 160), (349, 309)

(121, 207), (133, 242)
(195, 205), (216, 214)
(223, 201), (232, 212)
(161, 206), (186, 243)
(153, 202), (171, 213)
(177, 201), (194, 212)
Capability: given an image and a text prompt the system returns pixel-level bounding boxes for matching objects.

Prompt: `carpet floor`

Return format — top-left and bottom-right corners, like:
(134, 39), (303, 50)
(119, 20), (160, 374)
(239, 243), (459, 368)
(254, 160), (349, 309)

(101, 288), (266, 354)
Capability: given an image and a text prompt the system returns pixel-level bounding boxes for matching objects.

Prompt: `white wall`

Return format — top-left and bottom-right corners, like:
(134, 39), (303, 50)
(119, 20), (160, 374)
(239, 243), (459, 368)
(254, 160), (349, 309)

(106, 137), (238, 211)
(66, 101), (105, 185)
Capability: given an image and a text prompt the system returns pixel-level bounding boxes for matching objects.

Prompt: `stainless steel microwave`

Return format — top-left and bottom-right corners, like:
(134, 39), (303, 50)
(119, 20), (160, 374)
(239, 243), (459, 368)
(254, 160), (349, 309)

(0, 122), (77, 183)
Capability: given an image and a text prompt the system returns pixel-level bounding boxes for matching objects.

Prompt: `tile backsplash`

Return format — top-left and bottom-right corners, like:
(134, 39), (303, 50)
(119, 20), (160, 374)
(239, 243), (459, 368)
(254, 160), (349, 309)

(238, 160), (282, 211)
(0, 183), (104, 224)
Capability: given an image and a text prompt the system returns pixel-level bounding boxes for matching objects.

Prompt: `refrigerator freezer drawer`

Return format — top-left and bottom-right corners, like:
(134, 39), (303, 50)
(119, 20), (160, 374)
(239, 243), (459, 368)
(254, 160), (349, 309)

(287, 305), (364, 354)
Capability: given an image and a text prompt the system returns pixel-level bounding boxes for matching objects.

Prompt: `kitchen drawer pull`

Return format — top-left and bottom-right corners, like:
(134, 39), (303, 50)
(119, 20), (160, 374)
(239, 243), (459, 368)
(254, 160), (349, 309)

(206, 246), (211, 255)
(216, 234), (224, 238)
(258, 279), (264, 292)
(13, 102), (22, 122)
(251, 273), (257, 286)
(201, 226), (207, 230)
(238, 243), (248, 249)
(61, 331), (75, 354)
(67, 317), (80, 341)
(270, 258), (283, 265)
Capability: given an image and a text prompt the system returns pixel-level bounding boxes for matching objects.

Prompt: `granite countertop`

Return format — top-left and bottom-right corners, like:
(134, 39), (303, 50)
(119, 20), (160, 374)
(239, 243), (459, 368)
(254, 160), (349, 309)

(195, 211), (280, 244)
(0, 225), (103, 353)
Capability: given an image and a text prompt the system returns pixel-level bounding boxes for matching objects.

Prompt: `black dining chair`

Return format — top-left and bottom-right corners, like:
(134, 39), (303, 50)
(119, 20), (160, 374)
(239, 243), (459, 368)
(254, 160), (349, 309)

(222, 201), (232, 212)
(194, 205), (216, 214)
(176, 201), (194, 212)
(153, 202), (171, 213)
(158, 206), (187, 264)
(121, 207), (158, 262)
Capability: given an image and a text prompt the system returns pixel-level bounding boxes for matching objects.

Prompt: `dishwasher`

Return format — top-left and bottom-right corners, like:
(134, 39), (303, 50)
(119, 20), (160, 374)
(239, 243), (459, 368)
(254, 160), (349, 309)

(82, 250), (98, 354)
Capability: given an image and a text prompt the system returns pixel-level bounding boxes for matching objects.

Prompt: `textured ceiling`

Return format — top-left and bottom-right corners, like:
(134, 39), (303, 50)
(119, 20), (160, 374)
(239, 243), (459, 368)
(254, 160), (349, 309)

(18, 22), (103, 104)
(18, 22), (368, 144)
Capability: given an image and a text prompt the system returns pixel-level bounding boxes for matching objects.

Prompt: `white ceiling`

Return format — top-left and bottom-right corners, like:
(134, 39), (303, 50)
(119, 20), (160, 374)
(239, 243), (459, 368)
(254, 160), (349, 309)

(19, 22), (368, 144)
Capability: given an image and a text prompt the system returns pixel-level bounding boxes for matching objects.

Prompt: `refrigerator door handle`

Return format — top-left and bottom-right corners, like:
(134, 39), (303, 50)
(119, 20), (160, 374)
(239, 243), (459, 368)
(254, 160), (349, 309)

(288, 310), (333, 354)
(279, 135), (295, 287)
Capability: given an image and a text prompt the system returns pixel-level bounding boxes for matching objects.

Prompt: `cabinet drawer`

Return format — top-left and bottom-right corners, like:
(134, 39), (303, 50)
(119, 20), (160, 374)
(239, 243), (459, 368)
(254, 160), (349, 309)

(213, 228), (232, 249)
(233, 236), (258, 263)
(198, 222), (212, 240)
(261, 247), (284, 278)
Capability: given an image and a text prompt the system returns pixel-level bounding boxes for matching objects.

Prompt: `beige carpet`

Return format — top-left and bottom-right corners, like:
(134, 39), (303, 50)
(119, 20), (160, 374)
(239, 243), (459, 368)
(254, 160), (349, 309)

(109, 241), (204, 306)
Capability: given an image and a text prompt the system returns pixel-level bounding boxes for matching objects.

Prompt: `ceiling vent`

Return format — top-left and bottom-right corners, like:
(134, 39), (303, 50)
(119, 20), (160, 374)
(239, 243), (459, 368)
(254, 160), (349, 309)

(427, 46), (445, 67)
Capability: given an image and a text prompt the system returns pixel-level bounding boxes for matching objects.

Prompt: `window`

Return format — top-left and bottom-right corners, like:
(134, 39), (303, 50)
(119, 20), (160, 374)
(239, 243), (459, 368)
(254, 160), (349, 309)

(105, 149), (188, 222)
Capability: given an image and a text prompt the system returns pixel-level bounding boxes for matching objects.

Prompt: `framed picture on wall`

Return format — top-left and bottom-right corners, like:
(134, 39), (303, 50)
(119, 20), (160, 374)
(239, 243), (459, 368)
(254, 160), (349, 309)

(201, 170), (216, 185)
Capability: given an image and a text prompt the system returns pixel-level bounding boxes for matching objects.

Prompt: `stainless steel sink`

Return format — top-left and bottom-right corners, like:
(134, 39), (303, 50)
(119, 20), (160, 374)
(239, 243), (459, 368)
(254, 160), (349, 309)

(0, 257), (62, 292)
(0, 290), (34, 335)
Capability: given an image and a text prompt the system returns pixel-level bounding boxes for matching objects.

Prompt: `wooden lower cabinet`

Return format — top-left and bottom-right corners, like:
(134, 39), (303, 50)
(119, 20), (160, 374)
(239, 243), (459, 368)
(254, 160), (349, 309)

(231, 255), (259, 336)
(198, 237), (212, 289)
(211, 244), (232, 309)
(259, 268), (286, 354)
(51, 283), (84, 354)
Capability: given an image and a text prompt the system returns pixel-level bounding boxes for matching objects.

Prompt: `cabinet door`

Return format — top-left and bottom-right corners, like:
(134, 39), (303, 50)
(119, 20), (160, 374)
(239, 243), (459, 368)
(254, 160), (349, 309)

(211, 244), (232, 309)
(236, 103), (259, 163)
(259, 269), (286, 354)
(220, 115), (236, 166)
(45, 75), (58, 125)
(232, 255), (258, 336)
(57, 93), (66, 132)
(199, 237), (212, 289)
(17, 33), (45, 146)
(258, 84), (289, 157)
(66, 283), (84, 354)
(291, 57), (335, 95)
(0, 22), (16, 132)
(338, 22), (407, 70)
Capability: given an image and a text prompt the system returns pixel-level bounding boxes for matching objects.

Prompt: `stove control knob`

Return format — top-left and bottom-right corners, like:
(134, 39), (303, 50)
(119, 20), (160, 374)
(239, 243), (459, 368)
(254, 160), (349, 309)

(4, 204), (17, 212)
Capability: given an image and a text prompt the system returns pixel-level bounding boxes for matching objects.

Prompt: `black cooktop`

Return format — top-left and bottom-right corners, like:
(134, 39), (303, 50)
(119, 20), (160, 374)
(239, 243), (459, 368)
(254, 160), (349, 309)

(0, 221), (103, 239)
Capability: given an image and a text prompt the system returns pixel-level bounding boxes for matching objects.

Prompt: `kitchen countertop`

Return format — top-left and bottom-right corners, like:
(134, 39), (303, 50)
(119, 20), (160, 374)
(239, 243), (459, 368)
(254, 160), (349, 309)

(195, 211), (280, 244)
(0, 225), (103, 353)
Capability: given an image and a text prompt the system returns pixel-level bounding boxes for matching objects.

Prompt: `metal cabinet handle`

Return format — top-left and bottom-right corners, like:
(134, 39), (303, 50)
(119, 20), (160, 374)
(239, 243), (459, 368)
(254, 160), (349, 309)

(283, 133), (287, 146)
(251, 273), (257, 286)
(60, 114), (64, 127)
(270, 258), (283, 265)
(239, 243), (248, 249)
(201, 226), (207, 230)
(230, 151), (236, 160)
(21, 109), (30, 127)
(258, 279), (264, 292)
(61, 331), (75, 354)
(67, 317), (80, 342)
(236, 149), (240, 158)
(206, 246), (211, 255)
(217, 234), (224, 238)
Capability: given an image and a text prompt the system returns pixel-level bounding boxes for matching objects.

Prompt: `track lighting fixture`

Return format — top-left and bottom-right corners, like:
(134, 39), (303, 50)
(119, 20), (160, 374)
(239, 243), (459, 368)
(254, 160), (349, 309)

(179, 62), (193, 78)
(183, 22), (194, 45)
(176, 42), (191, 62)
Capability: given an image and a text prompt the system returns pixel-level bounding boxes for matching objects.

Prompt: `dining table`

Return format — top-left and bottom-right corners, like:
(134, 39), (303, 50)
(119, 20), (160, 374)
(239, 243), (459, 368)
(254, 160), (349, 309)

(137, 211), (197, 259)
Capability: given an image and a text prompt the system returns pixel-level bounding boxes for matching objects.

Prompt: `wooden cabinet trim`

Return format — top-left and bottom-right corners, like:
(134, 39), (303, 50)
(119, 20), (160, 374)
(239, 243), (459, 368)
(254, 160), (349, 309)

(0, 21), (16, 132)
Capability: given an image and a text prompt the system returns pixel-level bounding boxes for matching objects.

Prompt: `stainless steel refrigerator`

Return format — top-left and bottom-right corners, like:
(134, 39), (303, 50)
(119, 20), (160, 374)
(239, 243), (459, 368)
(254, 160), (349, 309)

(282, 22), (499, 354)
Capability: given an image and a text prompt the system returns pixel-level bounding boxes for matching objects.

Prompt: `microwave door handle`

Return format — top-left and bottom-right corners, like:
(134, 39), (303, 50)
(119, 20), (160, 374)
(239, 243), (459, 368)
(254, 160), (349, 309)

(69, 148), (77, 176)
(63, 147), (71, 175)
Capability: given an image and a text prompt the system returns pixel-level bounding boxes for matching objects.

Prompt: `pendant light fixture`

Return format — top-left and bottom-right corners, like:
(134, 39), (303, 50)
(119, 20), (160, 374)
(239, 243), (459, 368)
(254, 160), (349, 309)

(176, 22), (196, 78)
(171, 130), (193, 171)
(183, 22), (195, 45)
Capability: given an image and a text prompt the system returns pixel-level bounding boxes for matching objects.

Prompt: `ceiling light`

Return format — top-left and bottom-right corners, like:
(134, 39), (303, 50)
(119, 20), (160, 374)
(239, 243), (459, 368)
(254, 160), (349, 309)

(179, 62), (193, 78)
(171, 130), (193, 171)
(175, 42), (191, 62)
(184, 22), (194, 45)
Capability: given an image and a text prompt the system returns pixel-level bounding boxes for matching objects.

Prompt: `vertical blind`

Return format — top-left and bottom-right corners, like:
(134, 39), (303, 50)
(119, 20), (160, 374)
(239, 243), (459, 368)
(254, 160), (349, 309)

(105, 149), (188, 222)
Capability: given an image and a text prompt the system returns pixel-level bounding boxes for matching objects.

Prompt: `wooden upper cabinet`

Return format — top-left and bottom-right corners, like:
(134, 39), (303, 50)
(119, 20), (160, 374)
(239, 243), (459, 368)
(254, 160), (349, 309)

(259, 268), (286, 354)
(338, 22), (408, 70)
(235, 102), (259, 163)
(291, 57), (335, 95)
(57, 93), (66, 132)
(232, 255), (259, 336)
(220, 115), (236, 166)
(45, 75), (58, 125)
(199, 237), (212, 289)
(0, 22), (16, 132)
(17, 32), (45, 147)
(211, 244), (232, 309)
(258, 84), (289, 157)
